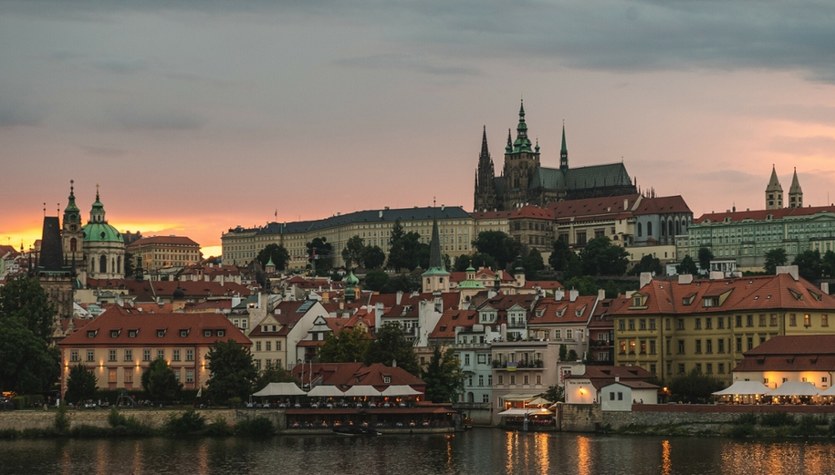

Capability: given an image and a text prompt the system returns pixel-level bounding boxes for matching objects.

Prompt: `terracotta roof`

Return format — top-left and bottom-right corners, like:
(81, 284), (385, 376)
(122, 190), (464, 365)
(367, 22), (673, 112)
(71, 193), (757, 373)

(290, 362), (424, 388)
(734, 335), (835, 372)
(86, 279), (251, 298)
(610, 273), (835, 316)
(566, 365), (655, 390)
(695, 205), (835, 224)
(429, 309), (478, 340)
(59, 306), (250, 347)
(529, 295), (597, 325)
(548, 194), (641, 221)
(633, 195), (691, 215)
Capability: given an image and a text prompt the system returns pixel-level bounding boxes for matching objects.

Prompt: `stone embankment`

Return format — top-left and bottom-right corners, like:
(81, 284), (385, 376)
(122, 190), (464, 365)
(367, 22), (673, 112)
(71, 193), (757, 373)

(0, 408), (274, 431)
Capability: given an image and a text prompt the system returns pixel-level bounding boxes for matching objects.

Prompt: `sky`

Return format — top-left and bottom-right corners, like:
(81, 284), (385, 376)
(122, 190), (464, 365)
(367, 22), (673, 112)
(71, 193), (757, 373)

(2, 0), (835, 258)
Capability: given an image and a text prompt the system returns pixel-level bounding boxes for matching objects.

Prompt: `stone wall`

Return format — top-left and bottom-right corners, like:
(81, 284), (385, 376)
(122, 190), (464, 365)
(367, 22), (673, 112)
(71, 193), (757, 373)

(0, 408), (239, 431)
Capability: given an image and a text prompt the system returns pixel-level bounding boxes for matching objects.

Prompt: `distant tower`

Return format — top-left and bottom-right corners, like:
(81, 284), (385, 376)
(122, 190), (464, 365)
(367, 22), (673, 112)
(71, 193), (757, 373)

(38, 215), (73, 333)
(765, 165), (784, 210)
(502, 100), (541, 209)
(61, 180), (84, 269)
(560, 123), (568, 171)
(82, 187), (126, 280)
(474, 126), (498, 212)
(788, 167), (803, 208)
(421, 212), (450, 294)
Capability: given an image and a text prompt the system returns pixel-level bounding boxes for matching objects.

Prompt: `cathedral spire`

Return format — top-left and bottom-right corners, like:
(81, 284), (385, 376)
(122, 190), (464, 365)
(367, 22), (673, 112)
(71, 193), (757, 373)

(765, 164), (784, 210)
(513, 99), (532, 152)
(560, 122), (568, 171)
(505, 128), (513, 153)
(788, 167), (803, 208)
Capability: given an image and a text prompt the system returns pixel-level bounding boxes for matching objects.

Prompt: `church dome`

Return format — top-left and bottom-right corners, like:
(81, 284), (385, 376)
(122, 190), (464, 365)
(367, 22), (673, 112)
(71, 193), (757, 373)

(82, 222), (122, 243)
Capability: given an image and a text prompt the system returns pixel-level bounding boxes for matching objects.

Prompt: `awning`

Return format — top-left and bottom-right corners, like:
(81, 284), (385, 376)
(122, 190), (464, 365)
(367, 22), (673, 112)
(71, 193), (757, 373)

(498, 408), (554, 417)
(525, 397), (553, 406)
(343, 385), (383, 397)
(307, 385), (346, 397)
(769, 381), (818, 396)
(252, 382), (306, 397)
(381, 385), (423, 397)
(817, 386), (835, 396)
(712, 381), (771, 396)
(501, 393), (540, 402)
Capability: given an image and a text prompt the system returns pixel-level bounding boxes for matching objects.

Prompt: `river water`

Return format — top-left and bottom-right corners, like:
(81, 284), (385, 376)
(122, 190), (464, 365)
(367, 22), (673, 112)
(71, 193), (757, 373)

(1, 429), (834, 474)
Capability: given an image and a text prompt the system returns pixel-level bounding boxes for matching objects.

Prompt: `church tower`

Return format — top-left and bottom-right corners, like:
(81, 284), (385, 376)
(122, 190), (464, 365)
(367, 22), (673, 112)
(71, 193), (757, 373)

(560, 123), (568, 171)
(765, 165), (783, 210)
(788, 167), (803, 208)
(62, 179), (84, 269)
(421, 213), (449, 294)
(502, 100), (541, 209)
(82, 187), (126, 280)
(474, 126), (498, 212)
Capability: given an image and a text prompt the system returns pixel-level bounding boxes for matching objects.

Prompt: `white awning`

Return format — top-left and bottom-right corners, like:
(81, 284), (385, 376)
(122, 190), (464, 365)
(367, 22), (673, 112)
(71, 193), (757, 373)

(381, 385), (423, 397)
(817, 385), (835, 396)
(343, 385), (383, 397)
(498, 408), (554, 417)
(501, 393), (540, 402)
(307, 385), (346, 397)
(712, 381), (771, 396)
(769, 381), (818, 396)
(252, 382), (306, 397)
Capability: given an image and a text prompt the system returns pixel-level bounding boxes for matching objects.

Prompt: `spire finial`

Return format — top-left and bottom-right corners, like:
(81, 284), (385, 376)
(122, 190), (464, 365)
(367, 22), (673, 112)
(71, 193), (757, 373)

(70, 179), (74, 195)
(43, 202), (46, 217)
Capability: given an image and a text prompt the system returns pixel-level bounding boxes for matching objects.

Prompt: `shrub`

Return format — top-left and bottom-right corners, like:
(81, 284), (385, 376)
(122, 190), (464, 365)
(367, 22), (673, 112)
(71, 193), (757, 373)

(791, 415), (824, 437)
(760, 412), (795, 427)
(235, 416), (274, 437)
(54, 405), (70, 434)
(205, 417), (234, 436)
(728, 424), (755, 439)
(0, 429), (20, 439)
(166, 409), (206, 435)
(733, 413), (758, 425)
(107, 408), (153, 436)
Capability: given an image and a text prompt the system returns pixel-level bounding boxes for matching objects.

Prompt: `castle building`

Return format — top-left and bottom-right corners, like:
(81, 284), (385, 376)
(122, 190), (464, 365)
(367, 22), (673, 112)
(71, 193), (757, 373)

(473, 101), (637, 212)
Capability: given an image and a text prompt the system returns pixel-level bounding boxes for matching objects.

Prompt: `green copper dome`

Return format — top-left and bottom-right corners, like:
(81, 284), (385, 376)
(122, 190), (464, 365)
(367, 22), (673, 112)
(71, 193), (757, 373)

(345, 270), (360, 286)
(82, 222), (122, 243)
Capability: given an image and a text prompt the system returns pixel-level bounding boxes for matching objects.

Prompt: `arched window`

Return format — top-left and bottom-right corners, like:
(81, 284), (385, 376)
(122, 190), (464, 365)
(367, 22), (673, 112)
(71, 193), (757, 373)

(647, 222), (653, 237)
(675, 220), (681, 235)
(99, 255), (107, 273)
(637, 223), (643, 237)
(70, 238), (77, 252)
(661, 220), (666, 237)
(669, 221), (674, 236)
(117, 256), (122, 274)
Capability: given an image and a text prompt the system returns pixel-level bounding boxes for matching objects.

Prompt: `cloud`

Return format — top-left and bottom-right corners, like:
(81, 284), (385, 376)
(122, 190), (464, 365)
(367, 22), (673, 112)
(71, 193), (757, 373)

(0, 100), (43, 128)
(106, 108), (205, 131)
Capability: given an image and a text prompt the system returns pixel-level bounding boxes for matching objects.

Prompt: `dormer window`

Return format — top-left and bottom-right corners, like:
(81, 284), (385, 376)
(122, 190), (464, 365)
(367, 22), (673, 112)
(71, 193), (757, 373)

(87, 330), (97, 338)
(110, 329), (120, 338)
(179, 329), (190, 337)
(204, 330), (212, 337)
(128, 329), (138, 338)
(703, 297), (717, 308)
(157, 329), (166, 338)
(217, 329), (225, 337)
(383, 375), (391, 384)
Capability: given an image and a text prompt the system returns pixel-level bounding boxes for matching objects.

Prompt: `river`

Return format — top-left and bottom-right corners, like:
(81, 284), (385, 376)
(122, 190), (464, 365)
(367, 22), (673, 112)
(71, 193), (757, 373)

(1, 429), (834, 474)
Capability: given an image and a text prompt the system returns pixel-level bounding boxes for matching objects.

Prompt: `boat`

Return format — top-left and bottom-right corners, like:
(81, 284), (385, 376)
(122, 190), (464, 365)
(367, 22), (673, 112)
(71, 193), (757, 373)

(333, 425), (382, 436)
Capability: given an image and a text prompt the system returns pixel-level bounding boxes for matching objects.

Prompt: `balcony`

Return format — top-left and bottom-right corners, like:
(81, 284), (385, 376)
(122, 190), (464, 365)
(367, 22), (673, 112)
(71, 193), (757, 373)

(491, 359), (544, 371)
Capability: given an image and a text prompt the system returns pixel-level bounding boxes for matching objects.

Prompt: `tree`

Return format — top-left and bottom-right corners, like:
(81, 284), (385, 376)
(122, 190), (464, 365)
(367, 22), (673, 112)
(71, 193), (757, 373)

(549, 236), (574, 273)
(0, 275), (55, 341)
(764, 248), (788, 275)
(697, 247), (714, 273)
(256, 243), (290, 271)
(579, 237), (629, 276)
(677, 255), (699, 275)
(388, 228), (426, 271)
(364, 270), (390, 292)
(206, 340), (257, 405)
(630, 254), (663, 276)
(517, 247), (544, 279)
(383, 274), (421, 293)
(422, 347), (463, 403)
(793, 250), (822, 281)
(669, 369), (724, 403)
(822, 250), (835, 279)
(64, 364), (97, 404)
(562, 276), (599, 295)
(342, 235), (366, 269)
(362, 245), (386, 270)
(473, 231), (522, 270)
(253, 366), (297, 392)
(306, 237), (333, 276)
(540, 385), (564, 403)
(0, 276), (60, 394)
(318, 327), (371, 363)
(364, 323), (419, 376)
(141, 357), (181, 402)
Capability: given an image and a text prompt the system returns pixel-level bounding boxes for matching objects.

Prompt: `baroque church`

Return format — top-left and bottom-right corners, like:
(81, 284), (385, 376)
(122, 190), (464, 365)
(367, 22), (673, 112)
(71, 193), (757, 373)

(474, 101), (637, 211)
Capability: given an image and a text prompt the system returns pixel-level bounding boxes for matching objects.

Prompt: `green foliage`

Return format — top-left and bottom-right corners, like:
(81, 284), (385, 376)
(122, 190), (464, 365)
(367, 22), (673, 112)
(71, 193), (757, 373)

(362, 245), (386, 270)
(676, 255), (699, 276)
(579, 237), (629, 276)
(793, 250), (822, 281)
(342, 235), (366, 269)
(364, 323), (419, 375)
(822, 250), (835, 279)
(318, 327), (370, 363)
(254, 365), (297, 391)
(421, 347), (463, 403)
(733, 413), (758, 425)
(566, 349), (578, 361)
(107, 408), (152, 436)
(791, 415), (824, 436)
(141, 357), (181, 402)
(728, 424), (755, 439)
(0, 276), (60, 394)
(54, 404), (70, 434)
(549, 236), (575, 273)
(630, 254), (663, 276)
(205, 417), (234, 436)
(206, 340), (257, 405)
(473, 231), (522, 270)
(668, 369), (724, 403)
(65, 364), (97, 404)
(306, 237), (334, 275)
(697, 247), (714, 272)
(559, 345), (567, 361)
(383, 274), (421, 293)
(515, 247), (544, 279)
(562, 276), (599, 296)
(759, 412), (794, 427)
(165, 409), (206, 435)
(256, 243), (290, 271)
(540, 385), (564, 403)
(235, 416), (275, 437)
(363, 270), (389, 292)
(387, 220), (428, 271)
(764, 248), (788, 275)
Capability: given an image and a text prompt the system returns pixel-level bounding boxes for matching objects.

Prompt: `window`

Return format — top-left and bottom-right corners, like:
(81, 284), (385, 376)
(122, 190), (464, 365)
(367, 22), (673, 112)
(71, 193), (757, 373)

(266, 341), (272, 352)
(566, 330), (573, 340)
(108, 349), (117, 362)
(179, 329), (189, 337)
(523, 375), (529, 385)
(789, 314), (797, 327)
(706, 363), (713, 375)
(639, 319), (647, 331)
(677, 340), (685, 354)
(124, 349), (133, 362)
(770, 314), (778, 327)
(718, 363), (725, 374)
(746, 336), (753, 350)
(649, 340), (657, 355)
(464, 354), (471, 366)
(218, 330), (225, 337)
(677, 319), (684, 330)
(735, 337), (742, 352)
(276, 341), (281, 350)
(256, 341), (261, 351)
(758, 314), (766, 327)
(628, 319), (635, 331)
(823, 315), (829, 327)
(705, 318), (712, 329)
(536, 375), (541, 385)
(108, 369), (117, 383)
(618, 320), (625, 331)
(718, 318), (725, 330)
(70, 350), (79, 362)
(477, 354), (487, 364)
(124, 370), (133, 385)
(706, 339), (713, 354)
(157, 349), (165, 360)
(87, 350), (95, 362)
(649, 320), (656, 331)
(695, 340), (702, 354)
(110, 329), (120, 338)
(203, 330), (212, 337)
(186, 349), (194, 362)
(804, 314), (811, 327)
(694, 318), (701, 330)
(173, 349), (181, 362)
(617, 391), (624, 401)
(718, 339), (725, 354)
(510, 375), (516, 385)
(735, 315), (742, 328)
(185, 370), (195, 384)
(128, 329), (138, 338)
(677, 364), (685, 375)
(478, 375), (484, 387)
(157, 329), (166, 338)
(609, 392), (615, 401)
(498, 375), (503, 385)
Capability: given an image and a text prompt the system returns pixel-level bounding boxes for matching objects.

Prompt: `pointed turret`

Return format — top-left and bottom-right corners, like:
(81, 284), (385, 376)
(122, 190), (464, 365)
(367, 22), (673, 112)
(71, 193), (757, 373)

(560, 123), (568, 171)
(62, 180), (84, 267)
(765, 165), (784, 210)
(421, 211), (449, 294)
(90, 185), (107, 224)
(512, 100), (532, 152)
(474, 126), (498, 212)
(505, 128), (513, 153)
(788, 167), (803, 208)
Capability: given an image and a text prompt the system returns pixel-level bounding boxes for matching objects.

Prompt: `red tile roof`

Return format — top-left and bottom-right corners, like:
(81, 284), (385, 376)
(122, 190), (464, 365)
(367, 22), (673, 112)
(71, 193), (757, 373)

(126, 235), (200, 248)
(59, 306), (250, 347)
(548, 194), (640, 221)
(429, 309), (478, 340)
(734, 335), (835, 372)
(86, 279), (251, 298)
(290, 362), (424, 389)
(529, 295), (597, 325)
(695, 205), (835, 224)
(634, 195), (691, 215)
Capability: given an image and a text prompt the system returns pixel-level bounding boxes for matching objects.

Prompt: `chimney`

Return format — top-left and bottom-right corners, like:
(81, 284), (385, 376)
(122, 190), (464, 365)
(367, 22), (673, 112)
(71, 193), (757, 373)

(678, 274), (693, 285)
(597, 289), (606, 300)
(569, 289), (579, 302)
(396, 290), (403, 305)
(555, 289), (565, 301)
(624, 199), (628, 211)
(615, 376), (620, 382)
(822, 282), (830, 295)
(709, 271), (724, 280)
(776, 265), (800, 281)
(639, 272), (653, 288)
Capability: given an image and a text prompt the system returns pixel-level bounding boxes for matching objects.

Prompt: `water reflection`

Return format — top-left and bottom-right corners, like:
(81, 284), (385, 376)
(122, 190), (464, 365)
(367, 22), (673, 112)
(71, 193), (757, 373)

(576, 435), (590, 475)
(660, 439), (671, 475)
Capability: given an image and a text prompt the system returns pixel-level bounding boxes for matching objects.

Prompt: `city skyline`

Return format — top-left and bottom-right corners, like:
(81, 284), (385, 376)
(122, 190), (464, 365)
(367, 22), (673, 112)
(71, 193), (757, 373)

(3, 1), (834, 257)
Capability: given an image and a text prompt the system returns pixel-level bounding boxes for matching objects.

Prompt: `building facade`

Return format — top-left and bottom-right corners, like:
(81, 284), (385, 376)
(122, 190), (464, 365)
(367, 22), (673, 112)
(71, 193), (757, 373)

(126, 236), (201, 273)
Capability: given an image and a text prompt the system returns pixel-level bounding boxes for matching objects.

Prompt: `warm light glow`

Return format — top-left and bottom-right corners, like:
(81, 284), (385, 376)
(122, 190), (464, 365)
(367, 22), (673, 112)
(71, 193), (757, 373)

(661, 439), (672, 475)
(577, 435), (591, 475)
